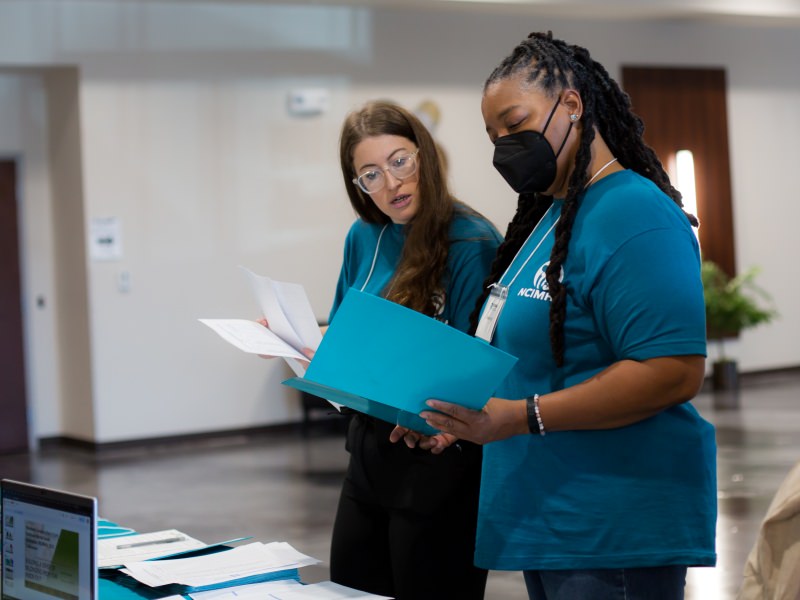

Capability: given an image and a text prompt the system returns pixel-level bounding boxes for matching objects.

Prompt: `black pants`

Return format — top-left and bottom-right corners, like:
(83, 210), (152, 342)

(330, 415), (487, 600)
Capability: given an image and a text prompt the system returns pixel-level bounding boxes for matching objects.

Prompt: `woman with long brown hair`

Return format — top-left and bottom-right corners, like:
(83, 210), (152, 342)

(328, 100), (501, 599)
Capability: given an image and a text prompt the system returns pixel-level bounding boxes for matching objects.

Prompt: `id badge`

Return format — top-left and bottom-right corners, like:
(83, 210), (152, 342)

(475, 284), (508, 342)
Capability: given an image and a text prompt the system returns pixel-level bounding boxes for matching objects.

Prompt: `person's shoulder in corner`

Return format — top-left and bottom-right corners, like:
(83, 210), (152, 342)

(451, 203), (503, 244)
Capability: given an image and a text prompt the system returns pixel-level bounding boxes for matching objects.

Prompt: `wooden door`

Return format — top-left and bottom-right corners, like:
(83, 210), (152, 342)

(622, 67), (736, 277)
(0, 159), (29, 453)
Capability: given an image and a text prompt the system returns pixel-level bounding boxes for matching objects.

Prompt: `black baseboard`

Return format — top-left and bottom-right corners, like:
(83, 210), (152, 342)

(37, 421), (312, 456)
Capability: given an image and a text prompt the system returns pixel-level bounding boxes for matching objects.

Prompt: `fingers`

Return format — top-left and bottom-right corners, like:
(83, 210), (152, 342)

(421, 413), (460, 437)
(389, 426), (424, 449)
(437, 433), (458, 448)
(428, 435), (455, 454)
(429, 441), (448, 455)
(419, 432), (457, 454)
(425, 399), (464, 418)
(301, 347), (315, 361)
(256, 318), (269, 327)
(421, 399), (491, 444)
(389, 426), (409, 444)
(420, 400), (464, 436)
(418, 436), (436, 450)
(403, 431), (422, 448)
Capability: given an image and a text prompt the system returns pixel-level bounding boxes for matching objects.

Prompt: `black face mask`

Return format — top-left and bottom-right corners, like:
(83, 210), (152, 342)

(492, 97), (573, 194)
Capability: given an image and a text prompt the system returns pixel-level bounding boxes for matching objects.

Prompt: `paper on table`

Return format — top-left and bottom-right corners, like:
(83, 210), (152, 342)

(120, 541), (320, 589)
(189, 579), (303, 599)
(190, 580), (391, 600)
(98, 529), (205, 568)
(271, 581), (394, 599)
(283, 289), (518, 435)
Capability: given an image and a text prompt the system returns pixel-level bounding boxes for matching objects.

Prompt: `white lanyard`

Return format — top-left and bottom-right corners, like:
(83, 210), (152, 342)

(499, 206), (559, 290)
(360, 224), (389, 292)
(475, 206), (559, 343)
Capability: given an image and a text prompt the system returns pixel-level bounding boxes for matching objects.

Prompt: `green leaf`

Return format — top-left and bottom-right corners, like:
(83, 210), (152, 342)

(701, 260), (777, 345)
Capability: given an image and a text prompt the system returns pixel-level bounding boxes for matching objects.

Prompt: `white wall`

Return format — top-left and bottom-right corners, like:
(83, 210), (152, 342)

(46, 68), (95, 442)
(0, 1), (797, 443)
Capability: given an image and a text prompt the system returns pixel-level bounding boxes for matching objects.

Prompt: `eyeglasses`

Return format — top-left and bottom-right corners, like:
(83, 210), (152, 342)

(353, 150), (419, 194)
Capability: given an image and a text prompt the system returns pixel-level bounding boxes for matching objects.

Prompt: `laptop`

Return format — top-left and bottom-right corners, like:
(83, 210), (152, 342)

(1, 479), (97, 600)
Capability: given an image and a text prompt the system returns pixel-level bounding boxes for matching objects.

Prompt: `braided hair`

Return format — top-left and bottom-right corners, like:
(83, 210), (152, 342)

(469, 31), (698, 366)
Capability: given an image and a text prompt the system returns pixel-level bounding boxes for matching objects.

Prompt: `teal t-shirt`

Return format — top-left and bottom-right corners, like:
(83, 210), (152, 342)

(477, 170), (717, 570)
(330, 208), (502, 333)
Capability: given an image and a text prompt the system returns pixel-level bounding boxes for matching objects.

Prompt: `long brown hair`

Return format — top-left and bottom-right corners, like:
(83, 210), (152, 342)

(339, 100), (456, 316)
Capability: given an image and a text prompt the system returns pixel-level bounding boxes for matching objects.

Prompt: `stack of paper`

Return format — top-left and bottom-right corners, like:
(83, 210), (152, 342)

(99, 529), (206, 568)
(99, 529), (251, 569)
(190, 580), (393, 599)
(189, 580), (304, 599)
(120, 541), (319, 592)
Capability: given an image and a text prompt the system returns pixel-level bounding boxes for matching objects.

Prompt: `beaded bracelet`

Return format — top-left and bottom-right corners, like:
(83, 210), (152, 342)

(526, 394), (546, 436)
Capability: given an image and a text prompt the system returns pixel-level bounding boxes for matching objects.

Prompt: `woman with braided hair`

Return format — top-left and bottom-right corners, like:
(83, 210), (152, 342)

(420, 32), (716, 599)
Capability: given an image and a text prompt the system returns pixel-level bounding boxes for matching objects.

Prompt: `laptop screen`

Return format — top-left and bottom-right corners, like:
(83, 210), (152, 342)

(1, 480), (97, 600)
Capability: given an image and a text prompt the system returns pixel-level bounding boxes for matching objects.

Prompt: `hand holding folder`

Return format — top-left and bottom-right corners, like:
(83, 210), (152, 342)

(283, 289), (518, 435)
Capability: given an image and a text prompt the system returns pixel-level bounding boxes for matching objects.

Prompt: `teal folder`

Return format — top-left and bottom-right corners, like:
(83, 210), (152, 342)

(283, 289), (518, 435)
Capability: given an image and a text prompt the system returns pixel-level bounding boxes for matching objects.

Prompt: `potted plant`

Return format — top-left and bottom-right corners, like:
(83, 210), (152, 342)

(701, 260), (777, 392)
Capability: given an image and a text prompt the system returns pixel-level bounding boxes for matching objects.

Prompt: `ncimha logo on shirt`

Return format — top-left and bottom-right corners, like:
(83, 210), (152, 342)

(517, 261), (561, 302)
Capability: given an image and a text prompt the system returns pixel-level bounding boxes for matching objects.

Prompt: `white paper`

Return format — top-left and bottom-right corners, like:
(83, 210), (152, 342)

(199, 319), (307, 360)
(98, 529), (205, 568)
(89, 216), (123, 261)
(200, 268), (339, 400)
(199, 269), (322, 365)
(200, 268), (345, 390)
(121, 541), (320, 589)
(271, 581), (394, 599)
(240, 267), (322, 352)
(189, 579), (303, 599)
(190, 580), (391, 600)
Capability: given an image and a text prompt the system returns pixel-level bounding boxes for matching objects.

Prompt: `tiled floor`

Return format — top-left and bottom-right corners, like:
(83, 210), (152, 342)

(2, 370), (798, 599)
